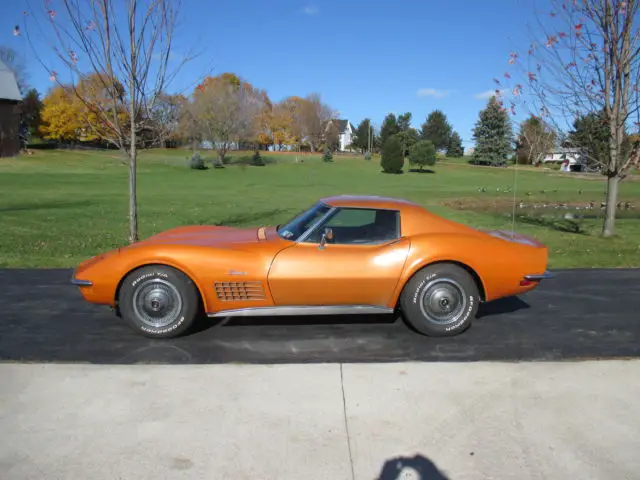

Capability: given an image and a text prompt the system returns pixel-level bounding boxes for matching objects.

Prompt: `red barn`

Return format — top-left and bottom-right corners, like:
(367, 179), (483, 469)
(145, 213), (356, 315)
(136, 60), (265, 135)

(0, 60), (22, 158)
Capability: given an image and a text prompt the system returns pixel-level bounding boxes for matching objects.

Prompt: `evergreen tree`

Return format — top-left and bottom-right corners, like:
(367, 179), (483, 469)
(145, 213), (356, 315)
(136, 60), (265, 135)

(20, 88), (43, 138)
(396, 112), (412, 132)
(394, 112), (417, 157)
(380, 134), (404, 173)
(472, 97), (513, 164)
(399, 128), (420, 157)
(379, 113), (399, 149)
(446, 131), (464, 157)
(189, 151), (206, 170)
(420, 110), (452, 152)
(252, 150), (265, 166)
(564, 110), (632, 169)
(353, 118), (373, 153)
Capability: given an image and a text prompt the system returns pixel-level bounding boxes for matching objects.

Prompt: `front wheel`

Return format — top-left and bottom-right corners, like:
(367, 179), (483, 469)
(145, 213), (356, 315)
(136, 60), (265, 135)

(118, 265), (201, 338)
(399, 263), (480, 336)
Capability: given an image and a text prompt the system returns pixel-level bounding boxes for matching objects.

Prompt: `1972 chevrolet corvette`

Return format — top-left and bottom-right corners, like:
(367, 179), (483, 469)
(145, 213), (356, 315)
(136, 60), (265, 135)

(72, 195), (552, 338)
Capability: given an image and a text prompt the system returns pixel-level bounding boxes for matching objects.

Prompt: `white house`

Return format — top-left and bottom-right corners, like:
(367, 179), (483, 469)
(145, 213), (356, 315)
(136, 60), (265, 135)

(541, 147), (586, 171)
(325, 119), (356, 151)
(541, 147), (581, 163)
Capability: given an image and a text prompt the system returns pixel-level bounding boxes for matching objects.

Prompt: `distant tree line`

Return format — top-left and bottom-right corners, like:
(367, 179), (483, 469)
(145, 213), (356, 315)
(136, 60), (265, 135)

(470, 94), (640, 171)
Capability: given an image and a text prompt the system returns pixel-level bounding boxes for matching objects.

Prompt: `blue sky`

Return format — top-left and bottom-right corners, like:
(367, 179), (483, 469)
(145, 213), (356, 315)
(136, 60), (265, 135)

(1, 0), (541, 147)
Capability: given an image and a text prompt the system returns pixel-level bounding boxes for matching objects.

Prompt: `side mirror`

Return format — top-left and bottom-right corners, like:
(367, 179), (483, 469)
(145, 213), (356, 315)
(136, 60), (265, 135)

(319, 227), (333, 249)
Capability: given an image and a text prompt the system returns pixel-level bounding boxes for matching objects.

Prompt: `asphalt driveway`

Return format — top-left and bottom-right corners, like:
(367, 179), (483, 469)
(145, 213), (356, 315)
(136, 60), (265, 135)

(0, 268), (638, 364)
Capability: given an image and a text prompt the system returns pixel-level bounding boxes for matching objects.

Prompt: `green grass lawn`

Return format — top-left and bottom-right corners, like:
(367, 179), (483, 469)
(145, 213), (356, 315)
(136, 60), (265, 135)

(0, 148), (638, 268)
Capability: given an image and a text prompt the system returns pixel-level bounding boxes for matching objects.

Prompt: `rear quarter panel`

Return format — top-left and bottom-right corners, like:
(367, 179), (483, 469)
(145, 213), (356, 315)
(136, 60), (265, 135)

(389, 231), (548, 305)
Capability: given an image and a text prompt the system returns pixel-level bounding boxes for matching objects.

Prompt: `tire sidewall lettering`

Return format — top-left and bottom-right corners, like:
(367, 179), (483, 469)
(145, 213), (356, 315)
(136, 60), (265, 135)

(130, 270), (184, 335)
(131, 271), (169, 287)
(444, 295), (474, 332)
(401, 265), (478, 337)
(138, 315), (186, 335)
(412, 272), (437, 304)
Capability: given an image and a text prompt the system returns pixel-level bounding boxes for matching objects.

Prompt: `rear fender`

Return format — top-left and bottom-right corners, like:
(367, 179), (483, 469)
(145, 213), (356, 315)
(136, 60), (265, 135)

(389, 232), (547, 306)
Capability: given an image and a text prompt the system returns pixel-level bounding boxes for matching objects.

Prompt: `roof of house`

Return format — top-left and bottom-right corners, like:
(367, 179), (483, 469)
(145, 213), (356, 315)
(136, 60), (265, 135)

(0, 60), (22, 102)
(546, 147), (581, 154)
(324, 119), (356, 134)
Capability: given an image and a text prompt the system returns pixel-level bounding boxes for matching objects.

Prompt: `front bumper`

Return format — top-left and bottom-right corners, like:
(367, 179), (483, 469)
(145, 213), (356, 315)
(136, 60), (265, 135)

(71, 271), (93, 287)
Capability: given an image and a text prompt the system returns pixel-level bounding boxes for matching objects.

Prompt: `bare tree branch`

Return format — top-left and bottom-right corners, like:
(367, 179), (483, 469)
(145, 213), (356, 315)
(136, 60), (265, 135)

(498, 0), (640, 236)
(22, 0), (194, 243)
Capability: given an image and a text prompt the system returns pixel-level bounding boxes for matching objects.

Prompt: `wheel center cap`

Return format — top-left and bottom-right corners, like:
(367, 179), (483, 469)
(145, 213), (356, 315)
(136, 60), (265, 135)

(151, 300), (161, 310)
(440, 298), (450, 309)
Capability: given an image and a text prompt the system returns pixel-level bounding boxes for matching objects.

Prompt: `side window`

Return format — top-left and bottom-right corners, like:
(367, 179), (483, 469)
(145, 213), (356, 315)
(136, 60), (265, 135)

(326, 208), (376, 228)
(305, 208), (400, 244)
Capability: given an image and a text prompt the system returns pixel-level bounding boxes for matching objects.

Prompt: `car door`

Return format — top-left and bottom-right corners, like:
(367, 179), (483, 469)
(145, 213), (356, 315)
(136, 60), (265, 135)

(267, 207), (411, 307)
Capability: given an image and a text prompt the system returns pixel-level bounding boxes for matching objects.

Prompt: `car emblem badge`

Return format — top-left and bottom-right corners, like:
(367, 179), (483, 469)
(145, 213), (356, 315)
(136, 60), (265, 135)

(228, 270), (248, 275)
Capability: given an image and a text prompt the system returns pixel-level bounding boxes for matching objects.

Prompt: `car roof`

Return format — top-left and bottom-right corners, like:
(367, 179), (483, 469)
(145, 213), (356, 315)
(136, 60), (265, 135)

(319, 194), (476, 237)
(320, 195), (423, 210)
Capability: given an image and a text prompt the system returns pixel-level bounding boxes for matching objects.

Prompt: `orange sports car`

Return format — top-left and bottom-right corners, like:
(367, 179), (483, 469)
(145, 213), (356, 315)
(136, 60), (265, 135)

(72, 195), (552, 338)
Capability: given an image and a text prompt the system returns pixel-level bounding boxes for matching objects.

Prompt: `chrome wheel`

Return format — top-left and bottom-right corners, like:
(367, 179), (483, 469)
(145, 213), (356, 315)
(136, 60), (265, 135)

(132, 278), (183, 328)
(419, 278), (467, 325)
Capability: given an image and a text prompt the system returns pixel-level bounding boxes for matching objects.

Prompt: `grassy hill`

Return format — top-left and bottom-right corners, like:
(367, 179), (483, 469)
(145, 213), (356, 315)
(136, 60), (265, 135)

(0, 148), (638, 268)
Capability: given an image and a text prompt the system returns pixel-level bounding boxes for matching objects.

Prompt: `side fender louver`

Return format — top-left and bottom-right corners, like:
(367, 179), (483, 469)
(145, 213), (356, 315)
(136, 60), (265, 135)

(214, 281), (266, 301)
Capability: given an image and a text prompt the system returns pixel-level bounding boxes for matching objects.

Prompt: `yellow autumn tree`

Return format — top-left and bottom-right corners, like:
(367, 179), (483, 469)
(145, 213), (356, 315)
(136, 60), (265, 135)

(76, 72), (128, 142)
(270, 97), (300, 149)
(39, 73), (127, 143)
(39, 85), (85, 142)
(252, 90), (273, 149)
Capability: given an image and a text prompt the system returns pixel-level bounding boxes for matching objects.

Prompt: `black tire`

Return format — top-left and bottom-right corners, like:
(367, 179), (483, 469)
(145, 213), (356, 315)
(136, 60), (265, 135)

(118, 265), (200, 339)
(399, 263), (480, 337)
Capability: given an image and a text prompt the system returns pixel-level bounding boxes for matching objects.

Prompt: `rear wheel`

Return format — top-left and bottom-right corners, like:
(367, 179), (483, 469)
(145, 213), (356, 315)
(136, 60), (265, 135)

(118, 265), (200, 338)
(399, 263), (480, 336)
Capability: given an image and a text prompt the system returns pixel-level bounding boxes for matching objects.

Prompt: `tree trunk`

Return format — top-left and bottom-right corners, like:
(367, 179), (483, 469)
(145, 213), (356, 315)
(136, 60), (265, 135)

(128, 93), (138, 242)
(128, 142), (138, 243)
(602, 175), (619, 237)
(216, 145), (226, 166)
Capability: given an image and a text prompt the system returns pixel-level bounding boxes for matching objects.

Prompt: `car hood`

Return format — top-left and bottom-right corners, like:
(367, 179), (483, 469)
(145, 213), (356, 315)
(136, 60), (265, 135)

(135, 225), (273, 248)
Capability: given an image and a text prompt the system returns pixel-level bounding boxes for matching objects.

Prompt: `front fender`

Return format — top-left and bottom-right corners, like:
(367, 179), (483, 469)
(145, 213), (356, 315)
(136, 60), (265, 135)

(74, 244), (280, 312)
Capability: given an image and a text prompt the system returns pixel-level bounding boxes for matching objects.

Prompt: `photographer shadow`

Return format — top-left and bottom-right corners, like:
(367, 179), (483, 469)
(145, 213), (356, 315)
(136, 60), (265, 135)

(376, 454), (449, 480)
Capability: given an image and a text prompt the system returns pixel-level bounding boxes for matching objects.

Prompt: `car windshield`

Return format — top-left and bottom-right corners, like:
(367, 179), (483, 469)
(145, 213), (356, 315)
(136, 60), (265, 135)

(276, 202), (332, 241)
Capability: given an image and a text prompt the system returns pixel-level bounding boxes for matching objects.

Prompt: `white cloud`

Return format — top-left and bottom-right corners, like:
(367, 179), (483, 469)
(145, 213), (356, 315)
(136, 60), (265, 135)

(474, 89), (508, 100)
(302, 5), (319, 15)
(417, 88), (451, 98)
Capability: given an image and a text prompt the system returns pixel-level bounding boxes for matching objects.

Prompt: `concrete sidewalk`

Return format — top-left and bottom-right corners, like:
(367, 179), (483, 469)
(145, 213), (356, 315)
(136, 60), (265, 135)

(1, 361), (639, 479)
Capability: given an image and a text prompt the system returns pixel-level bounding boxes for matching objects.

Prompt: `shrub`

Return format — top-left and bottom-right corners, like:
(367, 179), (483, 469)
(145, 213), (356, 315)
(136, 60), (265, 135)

(323, 148), (333, 162)
(364, 152), (372, 161)
(189, 151), (207, 170)
(380, 135), (404, 173)
(252, 150), (265, 166)
(213, 154), (226, 168)
(408, 140), (437, 171)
